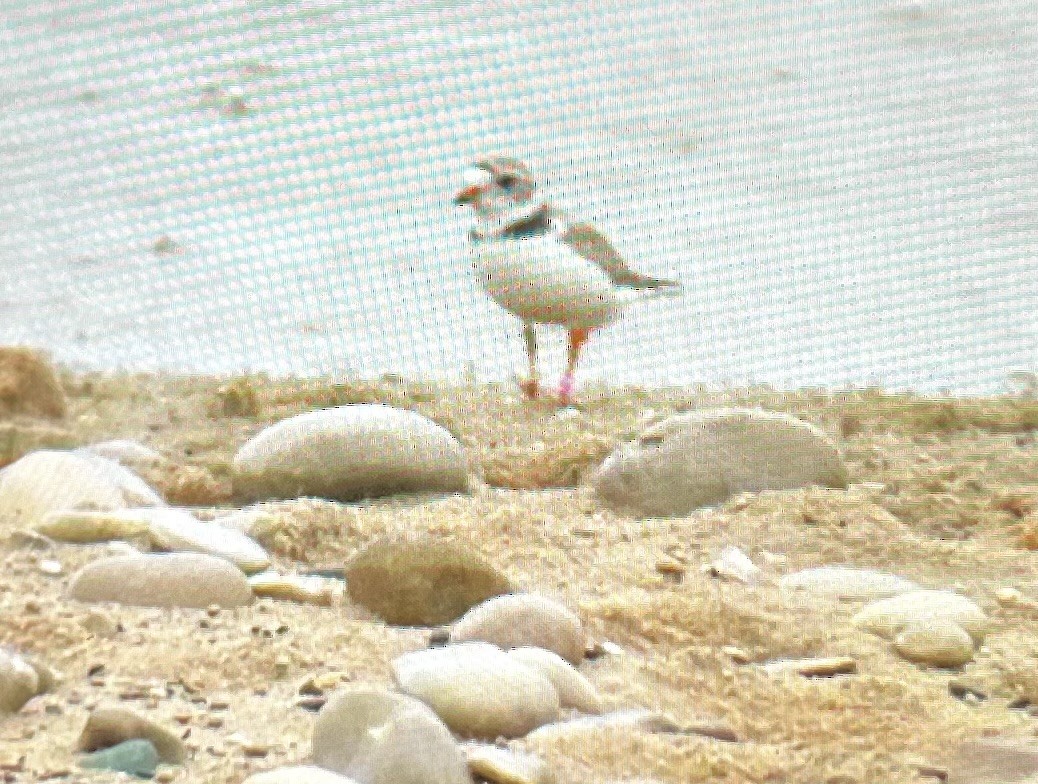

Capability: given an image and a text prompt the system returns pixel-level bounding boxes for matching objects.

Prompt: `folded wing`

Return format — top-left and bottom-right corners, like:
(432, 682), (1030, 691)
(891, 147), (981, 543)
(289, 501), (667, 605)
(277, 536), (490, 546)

(558, 221), (681, 292)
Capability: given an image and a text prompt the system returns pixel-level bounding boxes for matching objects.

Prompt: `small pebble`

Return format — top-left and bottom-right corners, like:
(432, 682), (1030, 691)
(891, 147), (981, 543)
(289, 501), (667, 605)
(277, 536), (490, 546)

(38, 559), (63, 576)
(464, 743), (555, 784)
(705, 546), (761, 584)
(37, 767), (73, 780)
(346, 536), (511, 626)
(683, 718), (740, 743)
(525, 709), (682, 742)
(80, 738), (159, 778)
(760, 656), (857, 677)
(507, 647), (603, 714)
(68, 553), (253, 609)
(0, 756), (26, 772)
(722, 646), (752, 664)
(429, 628), (451, 647)
(655, 557), (685, 578)
(82, 611), (120, 638)
(5, 529), (55, 551)
(779, 566), (919, 601)
(249, 571), (334, 606)
(0, 650), (39, 714)
(913, 762), (948, 781)
(853, 590), (990, 644)
(298, 672), (351, 696)
(49, 507), (271, 573)
(586, 640), (623, 659)
(995, 587), (1036, 608)
(312, 685), (470, 784)
(78, 706), (186, 763)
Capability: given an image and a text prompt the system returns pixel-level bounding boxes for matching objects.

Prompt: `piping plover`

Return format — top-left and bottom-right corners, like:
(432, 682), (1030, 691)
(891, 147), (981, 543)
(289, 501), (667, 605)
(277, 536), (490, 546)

(454, 156), (680, 404)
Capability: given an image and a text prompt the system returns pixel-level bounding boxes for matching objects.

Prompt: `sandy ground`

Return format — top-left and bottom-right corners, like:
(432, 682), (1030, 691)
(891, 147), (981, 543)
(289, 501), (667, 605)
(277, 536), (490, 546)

(3, 371), (1038, 782)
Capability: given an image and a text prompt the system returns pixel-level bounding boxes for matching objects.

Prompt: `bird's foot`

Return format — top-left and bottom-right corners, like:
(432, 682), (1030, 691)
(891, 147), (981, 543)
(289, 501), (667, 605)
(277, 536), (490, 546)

(557, 372), (576, 406)
(519, 377), (540, 400)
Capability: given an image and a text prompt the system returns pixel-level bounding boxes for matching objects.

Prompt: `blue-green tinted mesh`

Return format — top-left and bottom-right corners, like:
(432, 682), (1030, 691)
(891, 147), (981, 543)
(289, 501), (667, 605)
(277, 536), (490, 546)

(0, 1), (1034, 393)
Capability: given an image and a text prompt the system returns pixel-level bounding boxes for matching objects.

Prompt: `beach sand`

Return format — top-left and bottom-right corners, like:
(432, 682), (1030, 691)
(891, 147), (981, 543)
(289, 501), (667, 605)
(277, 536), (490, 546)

(2, 367), (1038, 781)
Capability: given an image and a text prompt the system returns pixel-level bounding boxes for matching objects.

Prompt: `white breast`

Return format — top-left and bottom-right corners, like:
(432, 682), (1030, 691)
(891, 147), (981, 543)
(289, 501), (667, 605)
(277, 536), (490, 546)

(470, 236), (623, 328)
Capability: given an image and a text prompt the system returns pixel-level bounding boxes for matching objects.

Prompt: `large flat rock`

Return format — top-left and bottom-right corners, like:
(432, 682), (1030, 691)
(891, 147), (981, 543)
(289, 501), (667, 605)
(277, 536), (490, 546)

(592, 408), (848, 517)
(232, 404), (469, 502)
(0, 450), (164, 531)
(67, 553), (253, 609)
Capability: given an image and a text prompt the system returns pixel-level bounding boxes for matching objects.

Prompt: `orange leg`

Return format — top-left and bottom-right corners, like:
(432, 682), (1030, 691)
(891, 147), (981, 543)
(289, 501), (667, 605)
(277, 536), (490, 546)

(519, 322), (539, 399)
(558, 327), (591, 404)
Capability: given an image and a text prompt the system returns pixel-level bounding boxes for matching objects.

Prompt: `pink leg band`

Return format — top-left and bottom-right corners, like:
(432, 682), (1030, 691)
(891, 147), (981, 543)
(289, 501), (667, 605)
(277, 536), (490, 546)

(558, 372), (575, 401)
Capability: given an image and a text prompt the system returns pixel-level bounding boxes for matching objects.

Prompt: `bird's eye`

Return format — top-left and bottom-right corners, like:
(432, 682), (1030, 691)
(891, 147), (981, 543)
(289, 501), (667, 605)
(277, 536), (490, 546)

(496, 174), (517, 188)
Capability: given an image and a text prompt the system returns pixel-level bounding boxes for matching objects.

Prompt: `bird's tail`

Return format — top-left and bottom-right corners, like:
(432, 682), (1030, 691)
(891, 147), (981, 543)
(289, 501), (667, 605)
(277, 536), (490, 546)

(619, 278), (683, 304)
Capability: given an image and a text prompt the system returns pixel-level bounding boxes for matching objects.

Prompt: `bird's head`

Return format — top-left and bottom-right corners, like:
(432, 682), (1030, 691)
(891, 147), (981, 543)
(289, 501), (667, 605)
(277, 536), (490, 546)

(454, 156), (539, 221)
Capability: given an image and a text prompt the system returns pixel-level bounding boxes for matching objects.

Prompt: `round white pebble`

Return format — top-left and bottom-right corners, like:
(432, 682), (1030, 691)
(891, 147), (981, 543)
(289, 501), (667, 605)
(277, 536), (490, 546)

(894, 620), (975, 668)
(451, 593), (585, 665)
(392, 642), (560, 739)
